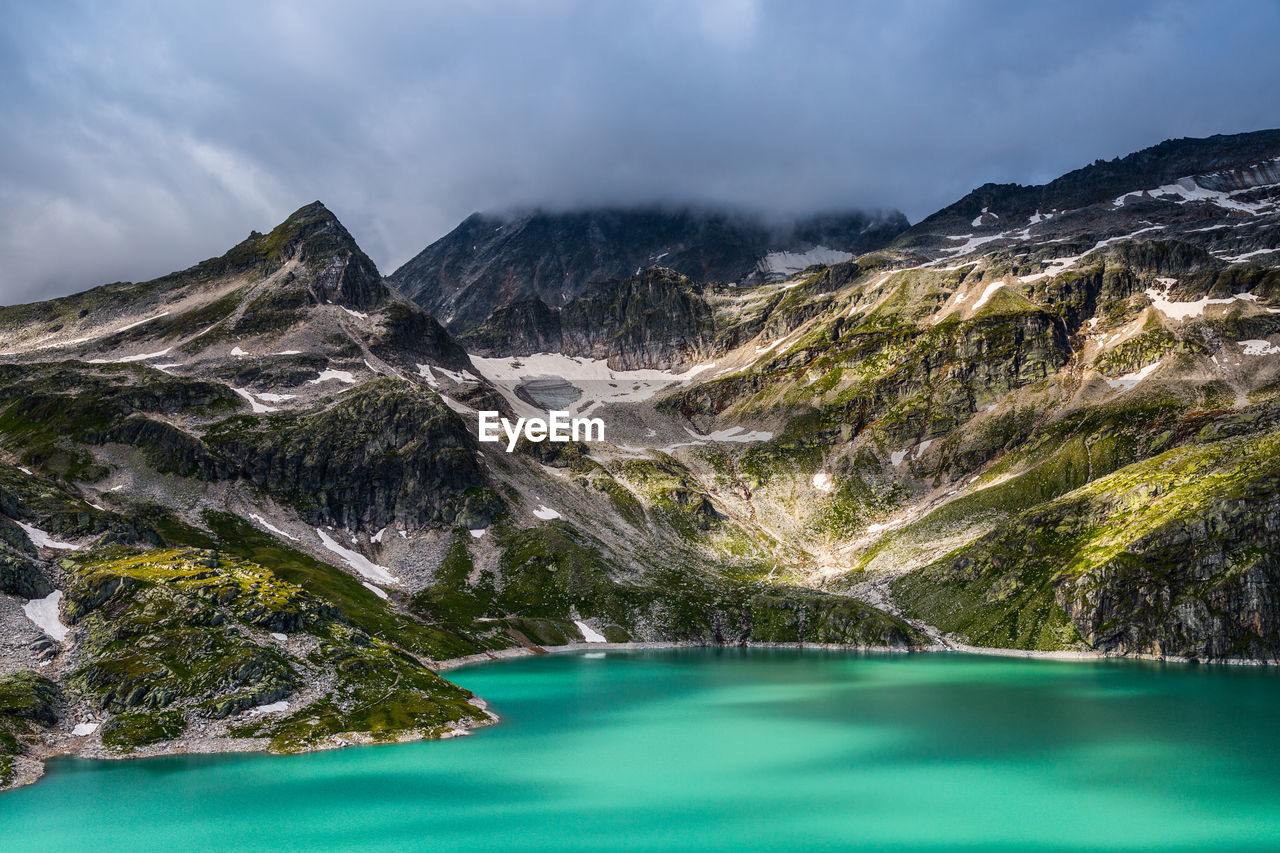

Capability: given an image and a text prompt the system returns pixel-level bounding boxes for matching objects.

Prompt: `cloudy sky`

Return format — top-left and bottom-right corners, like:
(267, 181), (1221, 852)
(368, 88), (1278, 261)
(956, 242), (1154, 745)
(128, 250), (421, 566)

(3, 0), (1279, 303)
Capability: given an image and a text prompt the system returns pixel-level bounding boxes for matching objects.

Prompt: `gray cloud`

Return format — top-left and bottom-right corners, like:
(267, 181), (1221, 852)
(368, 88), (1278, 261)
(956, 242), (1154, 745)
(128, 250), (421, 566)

(2, 0), (1279, 303)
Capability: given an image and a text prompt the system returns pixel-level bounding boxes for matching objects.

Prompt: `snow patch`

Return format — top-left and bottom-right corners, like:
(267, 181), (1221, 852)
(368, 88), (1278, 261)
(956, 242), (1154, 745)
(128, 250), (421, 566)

(1241, 340), (1280, 356)
(17, 521), (80, 550)
(308, 369), (357, 385)
(271, 633), (288, 642)
(439, 395), (477, 415)
(1116, 177), (1273, 215)
(341, 307), (369, 320)
(23, 590), (69, 641)
(1105, 361), (1162, 391)
(315, 529), (398, 584)
(757, 246), (854, 278)
(532, 505), (562, 521)
(230, 346), (248, 357)
(940, 232), (1006, 258)
(1145, 283), (1259, 321)
(1219, 248), (1279, 263)
(232, 388), (277, 413)
(72, 722), (99, 736)
(245, 701), (289, 718)
(469, 528), (487, 538)
(684, 426), (772, 443)
(812, 471), (833, 493)
(361, 581), (389, 600)
(470, 352), (713, 414)
(574, 620), (607, 643)
(890, 450), (909, 467)
(969, 282), (1006, 312)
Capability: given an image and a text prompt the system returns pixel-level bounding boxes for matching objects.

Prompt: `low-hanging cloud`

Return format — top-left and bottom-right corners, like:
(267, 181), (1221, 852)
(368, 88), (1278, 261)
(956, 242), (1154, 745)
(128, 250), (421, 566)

(2, 0), (1279, 304)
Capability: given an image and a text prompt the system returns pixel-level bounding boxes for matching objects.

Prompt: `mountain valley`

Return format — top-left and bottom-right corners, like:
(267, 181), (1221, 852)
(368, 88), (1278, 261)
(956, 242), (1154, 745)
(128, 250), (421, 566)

(1, 129), (1279, 790)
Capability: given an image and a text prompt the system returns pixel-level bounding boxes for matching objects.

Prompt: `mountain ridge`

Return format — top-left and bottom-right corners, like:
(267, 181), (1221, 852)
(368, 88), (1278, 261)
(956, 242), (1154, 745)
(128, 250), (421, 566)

(2, 128), (1280, 790)
(388, 205), (909, 333)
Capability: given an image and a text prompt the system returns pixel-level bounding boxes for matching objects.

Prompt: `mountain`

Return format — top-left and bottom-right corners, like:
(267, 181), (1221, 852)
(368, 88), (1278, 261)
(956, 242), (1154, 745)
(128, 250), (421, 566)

(2, 129), (1280, 791)
(387, 206), (909, 333)
(0, 201), (917, 789)
(895, 129), (1280, 261)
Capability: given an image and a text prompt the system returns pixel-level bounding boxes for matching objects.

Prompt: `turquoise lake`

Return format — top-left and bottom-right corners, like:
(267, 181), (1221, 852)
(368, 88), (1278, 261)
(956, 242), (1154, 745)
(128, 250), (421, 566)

(3, 649), (1279, 851)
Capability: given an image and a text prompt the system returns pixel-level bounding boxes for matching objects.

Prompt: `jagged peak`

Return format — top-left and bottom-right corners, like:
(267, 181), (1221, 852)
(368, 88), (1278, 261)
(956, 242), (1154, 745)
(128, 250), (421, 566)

(207, 201), (386, 311)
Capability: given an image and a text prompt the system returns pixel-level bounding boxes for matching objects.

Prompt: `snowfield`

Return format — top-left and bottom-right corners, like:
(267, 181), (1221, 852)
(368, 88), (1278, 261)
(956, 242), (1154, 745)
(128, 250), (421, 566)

(1241, 340), (1280, 356)
(756, 246), (854, 278)
(1145, 282), (1259, 321)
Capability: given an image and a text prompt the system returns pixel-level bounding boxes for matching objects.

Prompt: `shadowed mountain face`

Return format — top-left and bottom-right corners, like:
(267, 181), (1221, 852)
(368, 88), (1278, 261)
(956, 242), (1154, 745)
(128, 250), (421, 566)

(895, 130), (1280, 261)
(387, 206), (909, 333)
(2, 130), (1280, 790)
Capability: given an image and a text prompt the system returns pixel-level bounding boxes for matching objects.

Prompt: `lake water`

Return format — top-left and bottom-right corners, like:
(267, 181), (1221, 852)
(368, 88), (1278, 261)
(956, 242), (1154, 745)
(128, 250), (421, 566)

(3, 649), (1279, 852)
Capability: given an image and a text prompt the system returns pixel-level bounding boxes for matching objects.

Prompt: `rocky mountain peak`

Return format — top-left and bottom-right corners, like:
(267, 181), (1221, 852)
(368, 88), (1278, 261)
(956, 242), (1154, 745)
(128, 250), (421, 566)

(388, 204), (909, 335)
(219, 201), (386, 311)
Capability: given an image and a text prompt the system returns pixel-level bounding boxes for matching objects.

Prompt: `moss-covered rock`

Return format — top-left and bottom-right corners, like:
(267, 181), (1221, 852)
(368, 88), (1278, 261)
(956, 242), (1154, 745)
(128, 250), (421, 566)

(100, 710), (186, 750)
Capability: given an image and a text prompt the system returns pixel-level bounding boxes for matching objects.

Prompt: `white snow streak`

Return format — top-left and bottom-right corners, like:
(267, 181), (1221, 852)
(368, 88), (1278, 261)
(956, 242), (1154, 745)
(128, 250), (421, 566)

(248, 514), (298, 541)
(315, 529), (398, 584)
(117, 312), (170, 332)
(17, 521), (80, 550)
(88, 348), (172, 364)
(969, 282), (1006, 312)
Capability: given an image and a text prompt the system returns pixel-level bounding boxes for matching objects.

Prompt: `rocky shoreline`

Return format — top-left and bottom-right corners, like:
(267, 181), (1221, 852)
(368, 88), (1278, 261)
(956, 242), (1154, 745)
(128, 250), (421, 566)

(435, 639), (1280, 671)
(4, 639), (1276, 794)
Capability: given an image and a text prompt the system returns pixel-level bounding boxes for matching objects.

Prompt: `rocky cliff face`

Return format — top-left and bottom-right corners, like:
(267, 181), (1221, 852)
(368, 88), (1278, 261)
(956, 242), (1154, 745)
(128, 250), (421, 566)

(388, 206), (909, 334)
(462, 267), (725, 370)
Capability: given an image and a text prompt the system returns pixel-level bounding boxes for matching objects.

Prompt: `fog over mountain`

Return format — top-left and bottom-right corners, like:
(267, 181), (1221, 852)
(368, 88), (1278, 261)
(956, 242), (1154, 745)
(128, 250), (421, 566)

(2, 0), (1280, 304)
